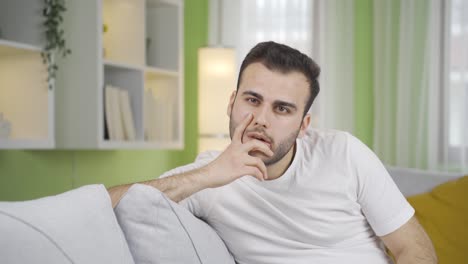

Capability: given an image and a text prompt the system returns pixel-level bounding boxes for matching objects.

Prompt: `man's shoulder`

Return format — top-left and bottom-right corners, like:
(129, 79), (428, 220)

(298, 128), (367, 162)
(302, 128), (352, 146)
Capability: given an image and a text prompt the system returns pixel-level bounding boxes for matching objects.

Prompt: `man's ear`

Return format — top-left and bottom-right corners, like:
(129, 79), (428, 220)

(227, 90), (237, 117)
(298, 113), (311, 138)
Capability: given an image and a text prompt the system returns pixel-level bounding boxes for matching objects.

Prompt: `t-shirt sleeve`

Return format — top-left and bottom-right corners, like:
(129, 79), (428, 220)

(346, 133), (415, 236)
(159, 151), (220, 219)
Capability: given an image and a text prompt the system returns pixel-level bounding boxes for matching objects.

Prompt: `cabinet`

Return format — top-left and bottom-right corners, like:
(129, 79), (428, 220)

(0, 0), (54, 149)
(55, 0), (184, 149)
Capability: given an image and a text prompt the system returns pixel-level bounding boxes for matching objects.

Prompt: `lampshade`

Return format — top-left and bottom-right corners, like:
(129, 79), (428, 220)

(198, 47), (236, 153)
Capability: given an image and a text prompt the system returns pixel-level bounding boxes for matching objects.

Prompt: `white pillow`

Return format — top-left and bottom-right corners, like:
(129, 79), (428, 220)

(0, 184), (135, 264)
(114, 184), (235, 264)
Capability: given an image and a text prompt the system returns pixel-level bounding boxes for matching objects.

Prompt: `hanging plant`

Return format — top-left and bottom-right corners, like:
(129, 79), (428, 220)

(41, 0), (71, 90)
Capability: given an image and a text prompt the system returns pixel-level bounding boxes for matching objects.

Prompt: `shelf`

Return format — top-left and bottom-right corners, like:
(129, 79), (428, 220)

(103, 0), (145, 66)
(0, 0), (45, 49)
(144, 72), (180, 143)
(0, 0), (53, 149)
(99, 140), (183, 150)
(147, 0), (183, 8)
(146, 1), (181, 70)
(104, 59), (144, 71)
(145, 66), (179, 77)
(0, 39), (42, 54)
(0, 139), (54, 150)
(103, 66), (144, 142)
(55, 0), (184, 149)
(0, 39), (52, 149)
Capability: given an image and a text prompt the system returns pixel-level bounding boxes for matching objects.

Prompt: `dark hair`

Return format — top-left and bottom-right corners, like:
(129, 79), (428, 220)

(237, 41), (320, 116)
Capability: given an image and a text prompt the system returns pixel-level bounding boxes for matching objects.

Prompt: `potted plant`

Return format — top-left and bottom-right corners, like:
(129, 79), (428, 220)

(41, 0), (71, 90)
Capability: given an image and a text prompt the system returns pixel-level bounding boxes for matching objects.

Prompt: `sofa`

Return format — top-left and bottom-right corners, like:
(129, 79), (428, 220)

(0, 168), (466, 264)
(0, 184), (235, 264)
(386, 167), (467, 264)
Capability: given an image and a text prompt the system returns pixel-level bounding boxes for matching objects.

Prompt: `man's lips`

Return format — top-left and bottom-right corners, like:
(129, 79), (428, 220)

(245, 131), (272, 149)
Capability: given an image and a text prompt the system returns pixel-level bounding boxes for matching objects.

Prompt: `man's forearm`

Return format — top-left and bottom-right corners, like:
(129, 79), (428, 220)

(395, 249), (438, 264)
(392, 229), (438, 264)
(381, 216), (437, 264)
(108, 166), (210, 208)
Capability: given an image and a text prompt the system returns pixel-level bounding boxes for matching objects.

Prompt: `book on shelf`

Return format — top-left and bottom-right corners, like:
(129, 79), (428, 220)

(154, 96), (164, 141)
(112, 86), (125, 140)
(144, 89), (157, 141)
(104, 85), (126, 141)
(119, 89), (136, 140)
(144, 89), (175, 142)
(163, 98), (174, 141)
(104, 85), (115, 140)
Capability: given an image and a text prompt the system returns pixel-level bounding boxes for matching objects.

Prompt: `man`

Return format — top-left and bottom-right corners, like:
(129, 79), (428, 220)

(109, 41), (437, 264)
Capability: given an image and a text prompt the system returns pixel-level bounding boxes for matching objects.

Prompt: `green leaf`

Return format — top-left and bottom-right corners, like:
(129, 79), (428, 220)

(42, 0), (71, 88)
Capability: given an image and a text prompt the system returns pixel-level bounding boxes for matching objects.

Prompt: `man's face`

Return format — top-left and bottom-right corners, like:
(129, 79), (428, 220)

(227, 62), (311, 166)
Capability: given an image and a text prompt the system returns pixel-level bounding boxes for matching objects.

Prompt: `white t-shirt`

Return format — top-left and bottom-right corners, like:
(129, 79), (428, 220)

(160, 129), (414, 264)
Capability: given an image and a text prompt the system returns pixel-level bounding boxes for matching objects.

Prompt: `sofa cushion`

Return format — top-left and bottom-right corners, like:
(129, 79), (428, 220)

(0, 184), (134, 264)
(114, 184), (235, 264)
(387, 166), (461, 196)
(407, 175), (468, 264)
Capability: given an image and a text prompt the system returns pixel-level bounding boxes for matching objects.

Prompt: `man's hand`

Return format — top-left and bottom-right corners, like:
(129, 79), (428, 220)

(202, 113), (274, 188)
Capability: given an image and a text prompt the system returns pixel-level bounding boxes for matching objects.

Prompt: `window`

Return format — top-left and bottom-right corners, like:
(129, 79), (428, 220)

(237, 0), (315, 61)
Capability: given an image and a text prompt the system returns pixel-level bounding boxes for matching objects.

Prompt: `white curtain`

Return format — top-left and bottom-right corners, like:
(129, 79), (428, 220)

(315, 0), (354, 132)
(373, 0), (468, 173)
(219, 0), (355, 133)
(445, 0), (468, 172)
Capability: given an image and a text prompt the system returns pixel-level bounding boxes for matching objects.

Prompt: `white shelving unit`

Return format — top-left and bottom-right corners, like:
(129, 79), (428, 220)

(55, 0), (184, 149)
(0, 0), (54, 149)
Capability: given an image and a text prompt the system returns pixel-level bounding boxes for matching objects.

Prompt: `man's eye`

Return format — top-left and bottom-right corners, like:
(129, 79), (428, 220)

(277, 106), (289, 113)
(247, 98), (259, 104)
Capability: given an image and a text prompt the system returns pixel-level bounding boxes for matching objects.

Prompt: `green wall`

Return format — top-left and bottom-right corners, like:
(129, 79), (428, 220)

(354, 0), (374, 147)
(0, 0), (209, 201)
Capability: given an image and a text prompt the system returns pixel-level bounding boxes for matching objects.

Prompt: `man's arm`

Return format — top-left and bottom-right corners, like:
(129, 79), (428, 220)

(380, 216), (437, 264)
(108, 113), (273, 207)
(108, 166), (210, 207)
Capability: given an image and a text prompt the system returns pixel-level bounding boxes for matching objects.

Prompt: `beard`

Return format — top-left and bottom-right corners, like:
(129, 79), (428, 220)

(229, 114), (300, 166)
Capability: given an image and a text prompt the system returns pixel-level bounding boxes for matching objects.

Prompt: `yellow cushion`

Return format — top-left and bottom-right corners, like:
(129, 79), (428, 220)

(407, 175), (468, 264)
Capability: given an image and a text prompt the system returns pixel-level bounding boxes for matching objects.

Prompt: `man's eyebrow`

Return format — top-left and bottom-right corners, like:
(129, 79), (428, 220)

(242, 90), (297, 110)
(273, 100), (297, 110)
(242, 90), (263, 100)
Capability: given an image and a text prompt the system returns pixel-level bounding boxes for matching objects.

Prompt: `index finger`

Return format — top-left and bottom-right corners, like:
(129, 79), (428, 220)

(233, 113), (253, 143)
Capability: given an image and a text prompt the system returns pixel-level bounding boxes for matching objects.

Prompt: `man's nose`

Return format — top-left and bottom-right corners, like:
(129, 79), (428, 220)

(253, 106), (270, 128)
